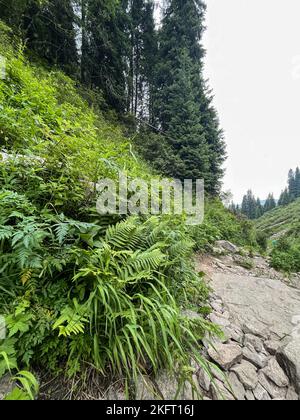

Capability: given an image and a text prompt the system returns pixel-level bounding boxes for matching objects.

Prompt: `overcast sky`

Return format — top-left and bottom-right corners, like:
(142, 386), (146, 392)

(203, 0), (300, 202)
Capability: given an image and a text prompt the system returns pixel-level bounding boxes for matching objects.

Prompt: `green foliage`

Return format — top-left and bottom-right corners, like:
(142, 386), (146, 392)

(191, 199), (258, 251)
(5, 370), (39, 400)
(256, 199), (300, 272)
(0, 32), (221, 398)
(147, 0), (226, 194)
(270, 237), (300, 273)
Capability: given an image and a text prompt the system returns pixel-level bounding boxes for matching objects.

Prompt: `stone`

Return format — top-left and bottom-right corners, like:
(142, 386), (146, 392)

(155, 372), (201, 400)
(197, 368), (211, 392)
(208, 343), (243, 370)
(210, 301), (223, 313)
(261, 358), (289, 388)
(258, 372), (287, 400)
(243, 346), (268, 369)
(244, 334), (265, 353)
(182, 310), (202, 320)
(0, 375), (13, 400)
(253, 383), (271, 401)
(228, 372), (246, 400)
(209, 313), (231, 328)
(136, 376), (159, 400)
(210, 274), (300, 341)
(265, 340), (280, 356)
(231, 361), (258, 390)
(215, 241), (239, 254)
(243, 323), (269, 339)
(211, 379), (235, 401)
(245, 390), (255, 401)
(277, 338), (300, 394)
(224, 325), (244, 345)
(286, 387), (299, 401)
(106, 387), (127, 400)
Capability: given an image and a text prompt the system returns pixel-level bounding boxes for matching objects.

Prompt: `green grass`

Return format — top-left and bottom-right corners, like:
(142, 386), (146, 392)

(255, 199), (300, 273)
(255, 198), (300, 238)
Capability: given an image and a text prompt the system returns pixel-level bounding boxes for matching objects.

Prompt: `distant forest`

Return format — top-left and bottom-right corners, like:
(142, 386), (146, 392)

(230, 167), (300, 219)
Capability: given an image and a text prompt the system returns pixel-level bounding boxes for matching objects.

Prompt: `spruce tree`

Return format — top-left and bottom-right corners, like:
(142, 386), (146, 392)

(278, 188), (291, 206)
(80, 0), (129, 112)
(126, 0), (157, 119)
(264, 193), (276, 213)
(288, 169), (297, 200)
(295, 167), (300, 198)
(151, 0), (225, 191)
(255, 198), (263, 218)
(22, 0), (79, 76)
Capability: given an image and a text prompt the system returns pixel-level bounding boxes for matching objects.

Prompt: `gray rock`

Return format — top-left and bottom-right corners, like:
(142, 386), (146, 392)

(243, 323), (269, 339)
(253, 383), (271, 401)
(286, 387), (299, 401)
(245, 390), (255, 401)
(210, 301), (224, 313)
(265, 340), (280, 356)
(243, 346), (268, 369)
(105, 387), (127, 400)
(231, 361), (258, 390)
(277, 338), (300, 394)
(182, 310), (202, 320)
(136, 376), (159, 400)
(261, 358), (289, 388)
(155, 372), (202, 400)
(210, 274), (300, 341)
(228, 372), (246, 400)
(197, 368), (211, 392)
(208, 343), (243, 370)
(244, 334), (265, 353)
(258, 372), (287, 400)
(211, 379), (235, 401)
(223, 325), (244, 345)
(209, 313), (231, 328)
(0, 375), (13, 400)
(215, 241), (239, 254)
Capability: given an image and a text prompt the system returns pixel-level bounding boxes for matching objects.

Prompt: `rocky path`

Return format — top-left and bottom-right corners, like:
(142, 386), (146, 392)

(194, 242), (300, 400)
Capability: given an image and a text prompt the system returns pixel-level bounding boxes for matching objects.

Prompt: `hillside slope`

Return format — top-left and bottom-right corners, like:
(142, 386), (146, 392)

(255, 199), (300, 239)
(0, 21), (260, 400)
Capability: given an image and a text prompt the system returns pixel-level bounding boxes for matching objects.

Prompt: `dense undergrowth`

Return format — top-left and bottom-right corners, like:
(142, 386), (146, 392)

(255, 199), (300, 273)
(0, 22), (256, 399)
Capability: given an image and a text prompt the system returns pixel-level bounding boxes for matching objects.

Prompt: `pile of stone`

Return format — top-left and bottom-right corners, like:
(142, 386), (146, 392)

(195, 294), (300, 400)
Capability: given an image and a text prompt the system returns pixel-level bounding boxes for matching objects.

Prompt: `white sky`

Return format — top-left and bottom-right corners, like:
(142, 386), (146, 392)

(203, 0), (300, 202)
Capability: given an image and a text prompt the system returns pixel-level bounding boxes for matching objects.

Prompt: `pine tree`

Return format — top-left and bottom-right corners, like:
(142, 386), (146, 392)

(295, 167), (300, 198)
(22, 0), (79, 76)
(288, 169), (297, 200)
(150, 0), (225, 191)
(255, 198), (263, 218)
(264, 193), (276, 213)
(127, 0), (157, 119)
(80, 0), (129, 112)
(278, 188), (291, 206)
(241, 190), (257, 219)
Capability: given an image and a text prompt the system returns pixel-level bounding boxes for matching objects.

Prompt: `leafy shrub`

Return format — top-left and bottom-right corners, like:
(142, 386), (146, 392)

(270, 237), (300, 273)
(0, 33), (219, 398)
(191, 199), (258, 251)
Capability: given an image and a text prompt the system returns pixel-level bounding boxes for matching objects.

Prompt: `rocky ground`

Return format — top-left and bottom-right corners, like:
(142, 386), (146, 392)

(194, 241), (300, 400)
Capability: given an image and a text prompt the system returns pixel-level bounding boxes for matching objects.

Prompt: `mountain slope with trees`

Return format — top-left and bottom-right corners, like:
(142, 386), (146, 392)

(0, 0), (226, 195)
(0, 14), (259, 399)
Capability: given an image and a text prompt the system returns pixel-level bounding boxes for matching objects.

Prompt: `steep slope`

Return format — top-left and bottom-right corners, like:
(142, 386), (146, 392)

(0, 21), (219, 399)
(255, 199), (300, 240)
